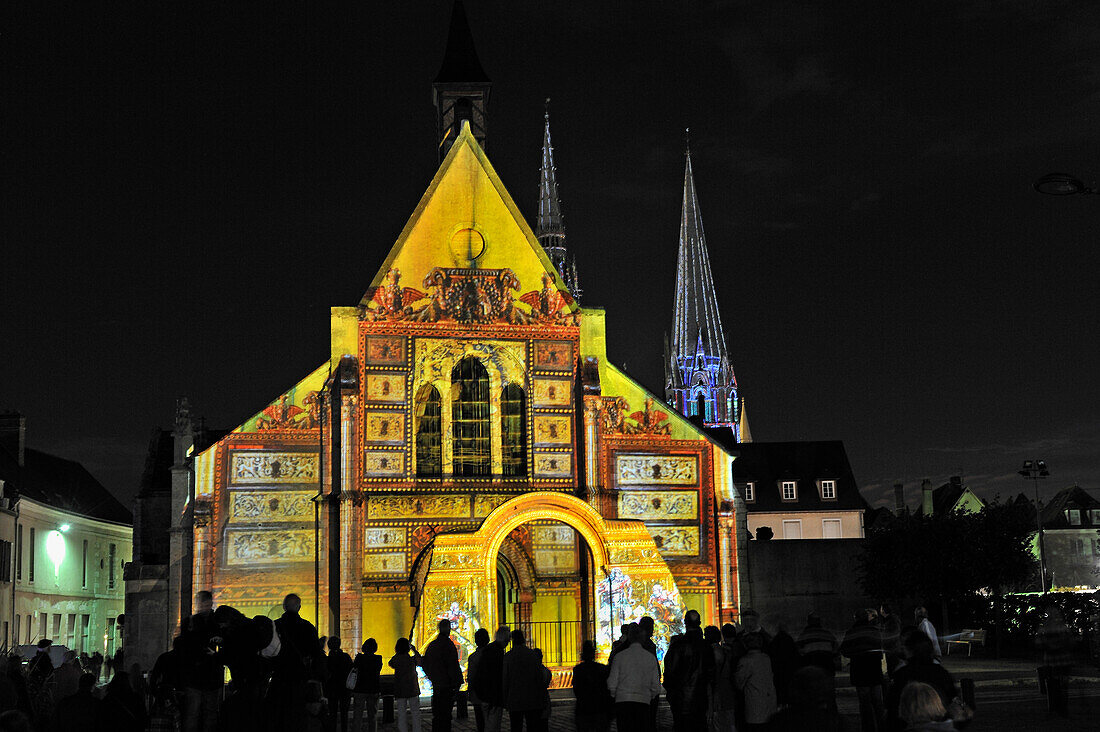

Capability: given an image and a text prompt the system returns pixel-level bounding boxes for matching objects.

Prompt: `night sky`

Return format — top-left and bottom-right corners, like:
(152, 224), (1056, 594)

(6, 1), (1099, 512)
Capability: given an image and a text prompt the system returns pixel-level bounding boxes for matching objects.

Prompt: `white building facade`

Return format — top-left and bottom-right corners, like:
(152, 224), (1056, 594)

(13, 497), (131, 655)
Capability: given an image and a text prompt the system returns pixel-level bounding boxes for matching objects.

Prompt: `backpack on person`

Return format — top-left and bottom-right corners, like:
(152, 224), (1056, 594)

(345, 666), (358, 691)
(257, 616), (282, 659)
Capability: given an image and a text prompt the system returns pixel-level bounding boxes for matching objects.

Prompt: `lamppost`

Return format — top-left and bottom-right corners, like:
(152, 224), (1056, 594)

(1033, 173), (1097, 196)
(1019, 460), (1050, 593)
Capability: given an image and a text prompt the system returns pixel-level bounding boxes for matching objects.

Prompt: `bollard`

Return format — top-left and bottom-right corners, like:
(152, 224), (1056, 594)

(960, 678), (976, 711)
(382, 694), (395, 723)
(455, 689), (468, 719)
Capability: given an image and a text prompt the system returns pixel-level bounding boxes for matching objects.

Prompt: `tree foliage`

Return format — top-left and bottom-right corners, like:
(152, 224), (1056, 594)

(858, 500), (1036, 606)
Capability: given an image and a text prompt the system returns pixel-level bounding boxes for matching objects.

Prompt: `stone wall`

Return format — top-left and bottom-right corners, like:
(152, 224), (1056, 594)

(741, 538), (873, 636)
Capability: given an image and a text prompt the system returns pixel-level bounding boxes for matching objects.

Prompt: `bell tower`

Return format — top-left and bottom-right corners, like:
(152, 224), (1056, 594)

(433, 1), (491, 160)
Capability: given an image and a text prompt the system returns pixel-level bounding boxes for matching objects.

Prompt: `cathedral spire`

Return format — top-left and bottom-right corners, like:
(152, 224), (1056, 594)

(433, 1), (491, 159)
(536, 100), (581, 300)
(666, 132), (741, 435)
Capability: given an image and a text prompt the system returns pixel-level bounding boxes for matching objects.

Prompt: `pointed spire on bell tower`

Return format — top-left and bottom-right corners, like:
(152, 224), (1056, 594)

(665, 130), (742, 436)
(433, 0), (492, 160)
(536, 99), (581, 300)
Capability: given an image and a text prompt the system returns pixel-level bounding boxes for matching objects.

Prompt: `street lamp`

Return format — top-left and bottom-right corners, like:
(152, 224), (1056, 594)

(1033, 173), (1096, 196)
(1018, 460), (1050, 593)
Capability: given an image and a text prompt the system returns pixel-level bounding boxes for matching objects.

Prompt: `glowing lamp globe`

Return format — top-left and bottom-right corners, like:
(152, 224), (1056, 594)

(46, 530), (66, 579)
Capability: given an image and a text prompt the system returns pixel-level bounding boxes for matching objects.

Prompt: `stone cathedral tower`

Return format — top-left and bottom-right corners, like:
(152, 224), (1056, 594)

(665, 141), (747, 439)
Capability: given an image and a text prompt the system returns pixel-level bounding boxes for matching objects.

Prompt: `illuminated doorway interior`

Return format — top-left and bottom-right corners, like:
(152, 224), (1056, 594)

(494, 520), (595, 667)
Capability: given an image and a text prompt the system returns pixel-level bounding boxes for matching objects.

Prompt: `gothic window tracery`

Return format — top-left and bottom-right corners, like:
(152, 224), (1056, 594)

(415, 385), (442, 477)
(452, 356), (491, 476)
(501, 383), (527, 477)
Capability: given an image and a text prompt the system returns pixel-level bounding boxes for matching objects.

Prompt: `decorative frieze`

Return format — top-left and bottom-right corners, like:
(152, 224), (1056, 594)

(364, 527), (407, 548)
(231, 452), (319, 485)
(364, 412), (405, 445)
(616, 454), (697, 486)
(363, 552), (407, 574)
(229, 490), (315, 523)
(533, 453), (572, 479)
(647, 526), (699, 556)
(533, 415), (571, 446)
(534, 341), (573, 371)
(534, 549), (576, 575)
(533, 379), (572, 407)
(473, 494), (510, 517)
(365, 336), (406, 365)
(226, 529), (314, 565)
(618, 491), (698, 520)
(368, 495), (469, 519)
(532, 525), (575, 546)
(362, 451), (405, 477)
(365, 374), (406, 403)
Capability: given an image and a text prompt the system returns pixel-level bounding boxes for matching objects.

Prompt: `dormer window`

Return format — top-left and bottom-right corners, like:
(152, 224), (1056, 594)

(781, 481), (797, 501)
(821, 480), (837, 500)
(1091, 509), (1100, 524)
(744, 482), (755, 502)
(1066, 509), (1081, 526)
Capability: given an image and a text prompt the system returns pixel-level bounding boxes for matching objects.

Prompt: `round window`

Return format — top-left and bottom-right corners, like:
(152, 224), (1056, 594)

(449, 228), (485, 263)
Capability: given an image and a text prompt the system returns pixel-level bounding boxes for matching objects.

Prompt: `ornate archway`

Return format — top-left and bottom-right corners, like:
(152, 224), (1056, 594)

(413, 492), (686, 664)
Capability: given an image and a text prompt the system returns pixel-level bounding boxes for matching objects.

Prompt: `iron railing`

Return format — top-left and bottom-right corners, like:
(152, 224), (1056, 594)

(519, 620), (594, 666)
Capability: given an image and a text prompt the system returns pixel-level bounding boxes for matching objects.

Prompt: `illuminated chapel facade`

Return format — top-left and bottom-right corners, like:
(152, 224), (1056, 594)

(176, 12), (745, 674)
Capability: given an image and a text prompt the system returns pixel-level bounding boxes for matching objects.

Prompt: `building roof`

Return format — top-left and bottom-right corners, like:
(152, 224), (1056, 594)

(434, 1), (490, 83)
(917, 476), (984, 517)
(711, 438), (868, 514)
(0, 444), (132, 524)
(1041, 485), (1100, 529)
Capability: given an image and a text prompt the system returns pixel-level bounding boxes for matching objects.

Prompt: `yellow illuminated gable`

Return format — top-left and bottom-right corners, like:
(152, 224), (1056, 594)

(359, 122), (577, 324)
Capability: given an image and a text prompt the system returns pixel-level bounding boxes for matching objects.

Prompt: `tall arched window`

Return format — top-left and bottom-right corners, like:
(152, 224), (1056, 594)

(451, 357), (490, 476)
(501, 383), (527, 477)
(695, 392), (706, 420)
(415, 386), (442, 477)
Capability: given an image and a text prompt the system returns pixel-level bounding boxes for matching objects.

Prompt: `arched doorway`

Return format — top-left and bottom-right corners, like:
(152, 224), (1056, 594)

(413, 492), (686, 668)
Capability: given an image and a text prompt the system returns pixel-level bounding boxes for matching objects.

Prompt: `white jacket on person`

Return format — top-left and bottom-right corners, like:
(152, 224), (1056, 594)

(607, 643), (662, 704)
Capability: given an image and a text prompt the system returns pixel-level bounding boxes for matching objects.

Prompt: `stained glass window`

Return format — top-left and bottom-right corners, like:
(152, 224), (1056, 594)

(415, 386), (442, 477)
(501, 383), (527, 477)
(452, 357), (491, 476)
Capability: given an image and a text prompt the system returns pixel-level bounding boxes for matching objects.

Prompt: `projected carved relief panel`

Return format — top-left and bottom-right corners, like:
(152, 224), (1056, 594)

(226, 529), (314, 566)
(364, 412), (406, 445)
(532, 522), (577, 576)
(368, 495), (469, 520)
(230, 452), (319, 484)
(362, 451), (405, 477)
(615, 454), (698, 486)
(365, 374), (406, 403)
(534, 453), (571, 479)
(533, 378), (572, 407)
(229, 490), (315, 523)
(618, 491), (698, 521)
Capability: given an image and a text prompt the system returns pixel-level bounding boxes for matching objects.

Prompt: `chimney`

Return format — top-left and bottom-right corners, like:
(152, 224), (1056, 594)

(921, 478), (933, 516)
(950, 475), (962, 487)
(893, 482), (905, 516)
(0, 412), (26, 466)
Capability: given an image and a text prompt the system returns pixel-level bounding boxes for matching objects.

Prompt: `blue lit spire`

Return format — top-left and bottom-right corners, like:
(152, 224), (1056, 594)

(665, 132), (743, 436)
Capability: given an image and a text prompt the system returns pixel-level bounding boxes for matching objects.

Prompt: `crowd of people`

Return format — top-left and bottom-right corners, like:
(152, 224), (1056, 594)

(563, 604), (970, 732)
(0, 639), (145, 732)
(0, 592), (973, 732)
